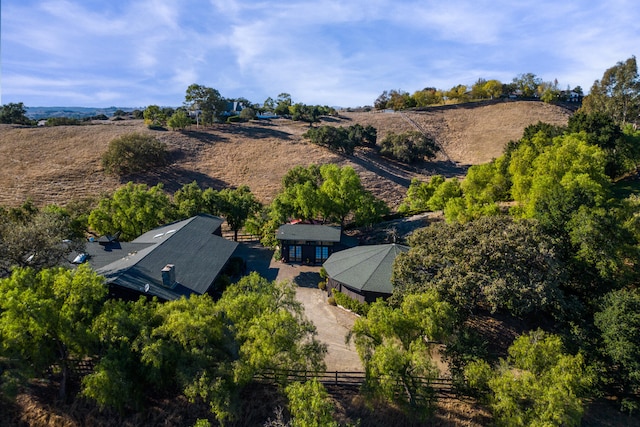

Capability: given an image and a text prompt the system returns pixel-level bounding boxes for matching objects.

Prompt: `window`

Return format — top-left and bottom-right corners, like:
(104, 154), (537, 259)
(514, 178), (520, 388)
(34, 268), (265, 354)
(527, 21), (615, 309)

(290, 245), (302, 262)
(315, 246), (329, 262)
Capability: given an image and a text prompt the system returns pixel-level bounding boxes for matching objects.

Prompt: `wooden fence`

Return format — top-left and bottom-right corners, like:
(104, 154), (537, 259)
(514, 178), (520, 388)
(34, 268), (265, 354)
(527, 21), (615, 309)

(64, 360), (457, 398)
(255, 369), (456, 397)
(221, 232), (261, 242)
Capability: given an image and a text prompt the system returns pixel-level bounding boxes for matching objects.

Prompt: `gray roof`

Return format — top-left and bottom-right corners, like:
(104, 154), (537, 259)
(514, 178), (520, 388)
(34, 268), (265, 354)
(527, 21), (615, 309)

(276, 224), (342, 242)
(323, 243), (409, 295)
(87, 214), (237, 301)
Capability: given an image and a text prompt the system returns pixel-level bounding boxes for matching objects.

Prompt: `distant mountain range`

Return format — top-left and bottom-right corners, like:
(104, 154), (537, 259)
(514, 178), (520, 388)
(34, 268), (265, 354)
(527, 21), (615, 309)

(25, 106), (140, 119)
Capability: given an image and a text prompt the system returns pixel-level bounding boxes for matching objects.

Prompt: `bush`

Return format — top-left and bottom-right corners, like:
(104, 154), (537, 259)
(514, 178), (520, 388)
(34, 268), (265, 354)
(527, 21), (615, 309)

(327, 296), (336, 306)
(318, 281), (326, 291)
(332, 291), (369, 316)
(304, 124), (376, 154)
(226, 115), (243, 123)
(379, 131), (439, 163)
(101, 133), (169, 175)
(239, 107), (256, 121)
(46, 117), (81, 126)
(285, 379), (337, 427)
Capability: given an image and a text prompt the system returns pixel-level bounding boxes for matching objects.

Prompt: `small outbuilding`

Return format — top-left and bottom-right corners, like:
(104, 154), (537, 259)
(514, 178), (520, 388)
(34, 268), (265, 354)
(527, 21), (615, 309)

(276, 224), (357, 265)
(323, 243), (409, 303)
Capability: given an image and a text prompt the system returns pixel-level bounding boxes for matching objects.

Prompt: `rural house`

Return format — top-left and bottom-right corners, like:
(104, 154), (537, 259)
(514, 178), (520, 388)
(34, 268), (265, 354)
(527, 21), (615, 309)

(276, 223), (357, 264)
(81, 214), (239, 301)
(323, 243), (409, 303)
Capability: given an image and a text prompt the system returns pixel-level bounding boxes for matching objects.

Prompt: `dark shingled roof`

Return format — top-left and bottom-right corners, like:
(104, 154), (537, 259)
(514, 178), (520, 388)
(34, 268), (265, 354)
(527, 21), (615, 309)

(322, 243), (409, 295)
(276, 224), (342, 242)
(87, 214), (237, 301)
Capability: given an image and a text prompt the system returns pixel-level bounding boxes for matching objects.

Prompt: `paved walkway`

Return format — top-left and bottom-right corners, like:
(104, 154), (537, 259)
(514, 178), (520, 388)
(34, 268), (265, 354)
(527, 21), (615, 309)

(235, 242), (363, 372)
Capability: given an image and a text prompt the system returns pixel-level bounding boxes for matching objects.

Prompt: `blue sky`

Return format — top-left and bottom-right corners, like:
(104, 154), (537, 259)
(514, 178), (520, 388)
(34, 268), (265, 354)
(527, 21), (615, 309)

(2, 0), (639, 108)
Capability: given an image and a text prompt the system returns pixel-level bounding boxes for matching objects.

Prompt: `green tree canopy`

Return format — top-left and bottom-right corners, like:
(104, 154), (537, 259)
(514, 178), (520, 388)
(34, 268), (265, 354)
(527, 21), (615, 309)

(393, 216), (568, 317)
(173, 181), (211, 218)
(594, 288), (640, 400)
(285, 379), (338, 427)
(0, 265), (107, 400)
(581, 56), (640, 125)
(81, 297), (161, 412)
(379, 131), (439, 163)
(348, 291), (455, 417)
(101, 132), (169, 176)
(483, 79), (503, 99)
(512, 72), (542, 97)
(274, 93), (292, 116)
(568, 111), (640, 178)
(291, 103), (321, 126)
(466, 330), (595, 427)
(0, 102), (30, 124)
(184, 84), (227, 125)
(412, 87), (444, 107)
(218, 185), (262, 241)
(304, 124), (376, 155)
(88, 182), (174, 241)
(167, 109), (191, 130)
(217, 272), (326, 384)
(143, 105), (167, 127)
(82, 273), (326, 422)
(267, 164), (387, 230)
(0, 204), (85, 276)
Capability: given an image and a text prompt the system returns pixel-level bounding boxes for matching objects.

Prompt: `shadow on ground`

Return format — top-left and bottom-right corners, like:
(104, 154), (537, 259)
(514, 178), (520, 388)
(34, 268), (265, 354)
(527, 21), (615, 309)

(233, 242), (279, 282)
(294, 272), (322, 288)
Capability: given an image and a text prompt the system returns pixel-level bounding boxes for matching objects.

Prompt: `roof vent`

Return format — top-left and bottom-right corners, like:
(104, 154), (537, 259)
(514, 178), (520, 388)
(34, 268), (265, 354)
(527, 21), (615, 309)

(161, 264), (176, 288)
(98, 231), (121, 246)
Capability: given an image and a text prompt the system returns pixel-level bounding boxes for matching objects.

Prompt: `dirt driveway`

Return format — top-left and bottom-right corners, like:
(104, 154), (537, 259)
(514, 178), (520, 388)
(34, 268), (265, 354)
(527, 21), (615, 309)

(235, 243), (363, 372)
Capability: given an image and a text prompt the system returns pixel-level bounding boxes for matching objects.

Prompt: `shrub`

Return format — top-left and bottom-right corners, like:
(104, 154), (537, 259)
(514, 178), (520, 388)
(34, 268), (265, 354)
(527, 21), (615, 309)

(101, 133), (169, 175)
(327, 296), (336, 306)
(167, 110), (191, 130)
(318, 281), (326, 291)
(226, 115), (243, 123)
(304, 124), (376, 154)
(332, 290), (369, 316)
(239, 107), (256, 121)
(379, 131), (439, 163)
(285, 379), (338, 427)
(46, 117), (81, 126)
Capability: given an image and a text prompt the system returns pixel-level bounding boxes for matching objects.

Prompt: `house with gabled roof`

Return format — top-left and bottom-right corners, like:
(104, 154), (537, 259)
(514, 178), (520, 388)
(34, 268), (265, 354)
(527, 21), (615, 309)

(276, 223), (357, 265)
(82, 214), (239, 301)
(323, 243), (409, 303)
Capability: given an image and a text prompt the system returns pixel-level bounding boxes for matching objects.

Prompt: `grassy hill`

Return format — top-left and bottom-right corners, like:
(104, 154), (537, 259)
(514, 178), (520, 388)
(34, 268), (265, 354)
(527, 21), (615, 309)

(0, 100), (571, 210)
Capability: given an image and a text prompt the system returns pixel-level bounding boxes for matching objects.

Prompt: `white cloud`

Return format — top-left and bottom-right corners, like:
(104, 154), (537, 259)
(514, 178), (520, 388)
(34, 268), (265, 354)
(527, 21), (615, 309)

(3, 0), (639, 107)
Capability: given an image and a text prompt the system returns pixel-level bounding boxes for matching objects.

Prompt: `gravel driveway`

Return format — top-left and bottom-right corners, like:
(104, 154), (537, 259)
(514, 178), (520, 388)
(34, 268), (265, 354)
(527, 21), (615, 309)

(235, 242), (363, 372)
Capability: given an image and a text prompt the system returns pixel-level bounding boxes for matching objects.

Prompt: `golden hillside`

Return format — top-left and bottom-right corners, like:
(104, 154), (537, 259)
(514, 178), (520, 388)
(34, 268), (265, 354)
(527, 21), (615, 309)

(0, 100), (571, 209)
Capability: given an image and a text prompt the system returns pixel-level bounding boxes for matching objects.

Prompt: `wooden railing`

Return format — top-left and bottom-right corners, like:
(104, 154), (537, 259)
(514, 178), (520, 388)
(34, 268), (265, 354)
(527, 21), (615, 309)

(255, 369), (456, 397)
(221, 232), (261, 242)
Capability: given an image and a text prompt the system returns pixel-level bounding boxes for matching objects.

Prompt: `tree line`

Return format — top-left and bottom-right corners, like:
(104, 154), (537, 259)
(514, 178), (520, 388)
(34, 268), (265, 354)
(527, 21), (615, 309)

(374, 72), (585, 111)
(344, 56), (640, 424)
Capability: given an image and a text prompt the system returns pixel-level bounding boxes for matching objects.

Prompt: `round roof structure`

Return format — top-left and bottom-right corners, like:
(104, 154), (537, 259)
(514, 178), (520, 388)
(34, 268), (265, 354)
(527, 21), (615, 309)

(322, 243), (409, 295)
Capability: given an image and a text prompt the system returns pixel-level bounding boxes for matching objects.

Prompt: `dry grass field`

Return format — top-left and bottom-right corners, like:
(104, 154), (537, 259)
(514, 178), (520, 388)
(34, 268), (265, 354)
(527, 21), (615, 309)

(0, 100), (571, 210)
